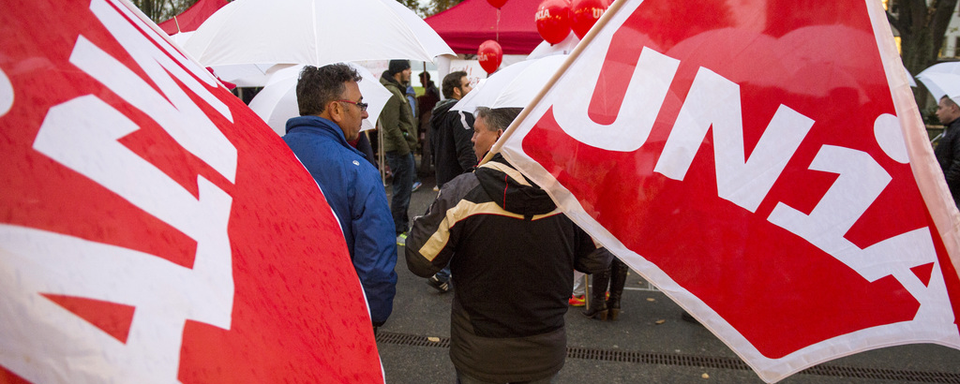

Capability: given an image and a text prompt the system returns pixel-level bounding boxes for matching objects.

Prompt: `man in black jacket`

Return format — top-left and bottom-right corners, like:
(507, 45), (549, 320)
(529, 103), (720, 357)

(935, 95), (960, 208)
(431, 71), (475, 189)
(406, 107), (609, 383)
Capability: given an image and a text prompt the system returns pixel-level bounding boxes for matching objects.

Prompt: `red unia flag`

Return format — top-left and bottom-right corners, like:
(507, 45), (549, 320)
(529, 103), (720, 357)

(497, 0), (960, 382)
(0, 0), (383, 382)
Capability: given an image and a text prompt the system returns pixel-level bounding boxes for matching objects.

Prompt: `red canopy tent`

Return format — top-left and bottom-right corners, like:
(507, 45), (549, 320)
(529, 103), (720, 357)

(425, 0), (543, 55)
(158, 0), (229, 35)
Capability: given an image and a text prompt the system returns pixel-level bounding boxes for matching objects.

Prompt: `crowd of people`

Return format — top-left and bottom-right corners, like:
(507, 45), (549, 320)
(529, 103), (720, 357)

(278, 58), (960, 384)
(282, 62), (654, 384)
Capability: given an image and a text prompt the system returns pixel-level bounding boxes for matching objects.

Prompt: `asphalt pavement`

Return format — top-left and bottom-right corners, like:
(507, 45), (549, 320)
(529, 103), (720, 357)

(377, 173), (960, 384)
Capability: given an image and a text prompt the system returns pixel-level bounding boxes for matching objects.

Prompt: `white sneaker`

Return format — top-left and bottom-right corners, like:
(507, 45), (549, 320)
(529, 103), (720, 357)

(396, 233), (407, 247)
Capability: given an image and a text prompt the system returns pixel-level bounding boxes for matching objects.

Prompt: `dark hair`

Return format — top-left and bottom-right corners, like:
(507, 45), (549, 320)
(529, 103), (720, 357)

(941, 95), (959, 109)
(297, 64), (362, 116)
(475, 107), (523, 132)
(388, 59), (411, 75)
(419, 71), (431, 82)
(441, 71), (468, 99)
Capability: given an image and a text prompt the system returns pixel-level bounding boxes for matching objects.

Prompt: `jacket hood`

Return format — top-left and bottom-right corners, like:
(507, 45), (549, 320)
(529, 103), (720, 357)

(380, 71), (402, 88)
(475, 153), (557, 217)
(432, 98), (458, 114)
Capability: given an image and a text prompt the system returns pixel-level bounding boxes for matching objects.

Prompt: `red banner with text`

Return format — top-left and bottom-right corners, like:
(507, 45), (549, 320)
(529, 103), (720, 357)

(499, 0), (960, 382)
(0, 0), (383, 382)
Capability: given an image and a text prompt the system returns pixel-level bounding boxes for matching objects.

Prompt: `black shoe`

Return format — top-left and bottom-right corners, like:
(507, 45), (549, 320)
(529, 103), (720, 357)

(428, 275), (451, 293)
(584, 269), (611, 321)
(582, 305), (608, 320)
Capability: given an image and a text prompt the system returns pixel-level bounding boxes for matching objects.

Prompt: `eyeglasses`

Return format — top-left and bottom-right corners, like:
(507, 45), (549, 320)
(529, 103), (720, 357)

(337, 99), (368, 112)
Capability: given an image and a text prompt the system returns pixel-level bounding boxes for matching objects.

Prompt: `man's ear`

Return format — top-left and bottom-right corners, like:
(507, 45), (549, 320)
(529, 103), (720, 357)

(327, 101), (343, 122)
(453, 87), (461, 99)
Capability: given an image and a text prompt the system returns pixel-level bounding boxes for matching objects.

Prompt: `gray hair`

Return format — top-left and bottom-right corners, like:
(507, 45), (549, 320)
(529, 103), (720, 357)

(297, 64), (362, 116)
(475, 107), (523, 132)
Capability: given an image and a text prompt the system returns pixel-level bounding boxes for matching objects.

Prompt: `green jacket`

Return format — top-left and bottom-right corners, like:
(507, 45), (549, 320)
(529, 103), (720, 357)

(379, 72), (418, 155)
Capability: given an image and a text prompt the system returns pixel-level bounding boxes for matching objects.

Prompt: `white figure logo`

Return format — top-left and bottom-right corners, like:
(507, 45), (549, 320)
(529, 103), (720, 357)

(0, 1), (239, 382)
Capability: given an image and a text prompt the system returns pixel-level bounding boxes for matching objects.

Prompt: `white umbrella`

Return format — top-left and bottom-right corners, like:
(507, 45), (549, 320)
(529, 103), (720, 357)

(210, 63), (288, 87)
(248, 63), (392, 136)
(917, 61), (960, 101)
(452, 55), (568, 113)
(904, 64), (917, 88)
(168, 31), (282, 87)
(169, 31), (194, 47)
(183, 0), (454, 67)
(527, 33), (580, 60)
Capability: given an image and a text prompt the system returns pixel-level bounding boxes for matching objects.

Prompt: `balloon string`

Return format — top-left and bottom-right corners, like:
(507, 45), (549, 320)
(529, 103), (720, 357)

(496, 8), (501, 42)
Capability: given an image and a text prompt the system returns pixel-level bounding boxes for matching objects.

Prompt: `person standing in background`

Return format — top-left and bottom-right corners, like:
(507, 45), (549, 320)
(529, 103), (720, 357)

(284, 64), (397, 331)
(418, 71), (440, 180)
(380, 59), (418, 245)
(935, 95), (960, 208)
(422, 71), (474, 293)
(431, 71), (475, 189)
(406, 107), (609, 383)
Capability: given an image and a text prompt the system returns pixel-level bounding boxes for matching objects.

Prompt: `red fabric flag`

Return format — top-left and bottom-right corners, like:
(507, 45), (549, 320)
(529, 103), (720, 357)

(0, 0), (383, 382)
(497, 0), (960, 382)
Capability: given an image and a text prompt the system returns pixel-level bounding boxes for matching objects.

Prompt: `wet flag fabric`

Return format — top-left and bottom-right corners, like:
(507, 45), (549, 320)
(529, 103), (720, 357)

(496, 0), (960, 382)
(0, 0), (383, 382)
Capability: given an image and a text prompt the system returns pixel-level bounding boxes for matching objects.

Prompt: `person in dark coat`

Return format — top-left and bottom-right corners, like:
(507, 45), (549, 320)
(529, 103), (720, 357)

(431, 71), (476, 189)
(423, 71), (475, 293)
(418, 71), (441, 172)
(406, 107), (609, 383)
(935, 95), (960, 208)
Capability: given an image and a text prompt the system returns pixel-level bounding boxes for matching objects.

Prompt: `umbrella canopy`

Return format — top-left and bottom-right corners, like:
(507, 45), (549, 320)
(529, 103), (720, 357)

(452, 54), (568, 113)
(210, 63), (283, 87)
(248, 63), (392, 135)
(167, 32), (281, 87)
(169, 31), (193, 47)
(904, 64), (917, 87)
(917, 61), (960, 102)
(183, 0), (454, 67)
(527, 33), (580, 60)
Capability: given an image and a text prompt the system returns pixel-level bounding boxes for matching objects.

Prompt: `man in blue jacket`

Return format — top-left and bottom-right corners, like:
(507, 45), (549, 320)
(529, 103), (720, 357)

(283, 64), (397, 329)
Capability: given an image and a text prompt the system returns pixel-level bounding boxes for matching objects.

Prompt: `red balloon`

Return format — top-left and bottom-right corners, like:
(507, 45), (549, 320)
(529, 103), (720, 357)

(478, 40), (503, 74)
(487, 0), (508, 8)
(536, 0), (572, 45)
(570, 0), (609, 39)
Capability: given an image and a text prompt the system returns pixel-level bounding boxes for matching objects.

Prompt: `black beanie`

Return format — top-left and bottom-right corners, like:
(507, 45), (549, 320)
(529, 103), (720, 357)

(388, 59), (410, 75)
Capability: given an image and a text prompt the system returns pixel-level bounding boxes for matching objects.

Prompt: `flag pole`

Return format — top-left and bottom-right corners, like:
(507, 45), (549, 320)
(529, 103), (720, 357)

(479, 0), (628, 166)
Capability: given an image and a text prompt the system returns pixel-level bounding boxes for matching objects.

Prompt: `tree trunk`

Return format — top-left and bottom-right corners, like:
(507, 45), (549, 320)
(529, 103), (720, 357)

(130, 0), (198, 23)
(890, 0), (959, 111)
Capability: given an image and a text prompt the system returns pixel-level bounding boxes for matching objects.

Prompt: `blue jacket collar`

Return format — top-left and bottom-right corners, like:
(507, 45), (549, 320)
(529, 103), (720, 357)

(285, 115), (363, 156)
